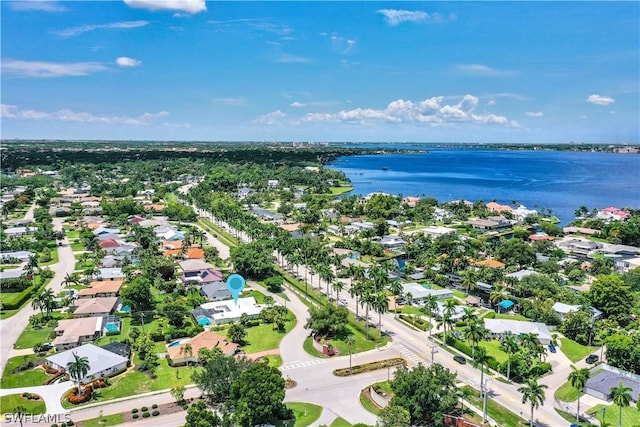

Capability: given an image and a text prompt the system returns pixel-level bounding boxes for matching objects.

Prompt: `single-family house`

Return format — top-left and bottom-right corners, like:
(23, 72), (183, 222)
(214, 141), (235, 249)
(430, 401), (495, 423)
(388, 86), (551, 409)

(556, 238), (602, 256)
(404, 196), (420, 208)
(0, 269), (27, 280)
(401, 283), (453, 303)
(166, 331), (238, 365)
(93, 268), (125, 281)
(421, 226), (457, 238)
(483, 318), (552, 345)
(194, 297), (263, 325)
(93, 227), (120, 236)
(53, 317), (103, 351)
(4, 226), (37, 237)
(199, 281), (233, 301)
(0, 251), (35, 262)
(585, 364), (640, 402)
(46, 344), (128, 383)
(486, 202), (513, 214)
(179, 259), (223, 285)
(506, 269), (539, 280)
(351, 221), (375, 232)
(381, 236), (406, 251)
(77, 280), (123, 299)
(475, 259), (506, 269)
(73, 297), (119, 317)
(551, 302), (602, 321)
(596, 207), (630, 222)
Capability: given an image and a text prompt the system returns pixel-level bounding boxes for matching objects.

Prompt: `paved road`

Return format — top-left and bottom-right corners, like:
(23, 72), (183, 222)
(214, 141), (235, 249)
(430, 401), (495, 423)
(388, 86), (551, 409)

(0, 218), (76, 381)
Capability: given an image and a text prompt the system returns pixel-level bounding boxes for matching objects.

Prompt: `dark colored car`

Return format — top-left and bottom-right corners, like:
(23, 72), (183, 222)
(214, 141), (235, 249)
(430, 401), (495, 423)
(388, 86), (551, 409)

(548, 343), (556, 353)
(453, 355), (466, 364)
(586, 354), (599, 364)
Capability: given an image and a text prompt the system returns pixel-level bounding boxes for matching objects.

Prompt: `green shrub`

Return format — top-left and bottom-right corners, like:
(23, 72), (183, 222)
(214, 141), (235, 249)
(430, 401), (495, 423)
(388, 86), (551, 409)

(141, 406), (148, 411)
(334, 357), (405, 376)
(152, 403), (158, 409)
(132, 414), (139, 419)
(152, 410), (159, 416)
(132, 408), (138, 413)
(51, 424), (58, 427)
(485, 312), (496, 319)
(142, 412), (151, 418)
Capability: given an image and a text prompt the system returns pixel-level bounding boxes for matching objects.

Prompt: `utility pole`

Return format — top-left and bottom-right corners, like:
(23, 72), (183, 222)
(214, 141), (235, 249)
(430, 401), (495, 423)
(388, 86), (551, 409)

(429, 343), (438, 364)
(482, 378), (489, 424)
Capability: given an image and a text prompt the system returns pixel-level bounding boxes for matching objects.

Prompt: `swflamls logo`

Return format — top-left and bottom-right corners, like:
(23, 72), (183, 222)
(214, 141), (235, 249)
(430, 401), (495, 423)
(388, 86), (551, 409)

(4, 413), (72, 424)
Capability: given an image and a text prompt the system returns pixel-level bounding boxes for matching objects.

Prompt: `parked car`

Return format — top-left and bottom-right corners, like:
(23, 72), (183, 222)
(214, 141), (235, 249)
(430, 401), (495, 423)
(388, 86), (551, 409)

(453, 355), (466, 364)
(586, 354), (599, 364)
(548, 343), (556, 353)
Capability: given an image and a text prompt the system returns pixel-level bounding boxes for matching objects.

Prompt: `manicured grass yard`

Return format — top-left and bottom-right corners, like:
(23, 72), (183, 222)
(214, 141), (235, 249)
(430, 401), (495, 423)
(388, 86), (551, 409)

(492, 312), (530, 321)
(1, 355), (51, 388)
(330, 186), (354, 196)
(587, 403), (640, 427)
(216, 315), (296, 354)
(14, 325), (54, 349)
(0, 393), (46, 415)
(39, 248), (59, 266)
(554, 381), (581, 402)
(79, 413), (125, 427)
(286, 402), (322, 427)
(559, 337), (598, 363)
(70, 242), (85, 252)
(330, 324), (389, 356)
(479, 340), (509, 364)
(462, 386), (528, 426)
(329, 418), (353, 427)
(65, 230), (80, 239)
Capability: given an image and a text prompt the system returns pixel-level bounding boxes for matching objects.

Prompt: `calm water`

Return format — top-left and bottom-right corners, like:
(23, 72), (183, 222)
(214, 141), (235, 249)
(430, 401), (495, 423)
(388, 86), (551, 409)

(327, 148), (640, 225)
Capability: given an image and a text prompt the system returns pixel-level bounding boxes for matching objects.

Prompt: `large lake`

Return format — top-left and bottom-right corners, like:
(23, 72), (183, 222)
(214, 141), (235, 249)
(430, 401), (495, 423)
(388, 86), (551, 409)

(327, 148), (640, 225)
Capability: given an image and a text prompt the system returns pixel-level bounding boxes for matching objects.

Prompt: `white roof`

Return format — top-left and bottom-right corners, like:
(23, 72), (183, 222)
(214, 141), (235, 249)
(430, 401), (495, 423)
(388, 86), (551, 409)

(46, 344), (128, 378)
(552, 302), (602, 318)
(484, 319), (551, 342)
(401, 283), (452, 299)
(506, 269), (539, 280)
(200, 297), (263, 322)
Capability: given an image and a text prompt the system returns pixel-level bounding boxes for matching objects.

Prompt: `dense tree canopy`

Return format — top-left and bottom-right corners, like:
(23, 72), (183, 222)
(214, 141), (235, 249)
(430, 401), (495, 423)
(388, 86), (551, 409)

(304, 304), (349, 338)
(589, 274), (634, 326)
(230, 242), (274, 280)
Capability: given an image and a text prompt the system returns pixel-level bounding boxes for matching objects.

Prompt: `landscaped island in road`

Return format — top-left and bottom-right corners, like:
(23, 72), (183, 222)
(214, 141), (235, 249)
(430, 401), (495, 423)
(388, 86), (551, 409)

(1, 142), (639, 427)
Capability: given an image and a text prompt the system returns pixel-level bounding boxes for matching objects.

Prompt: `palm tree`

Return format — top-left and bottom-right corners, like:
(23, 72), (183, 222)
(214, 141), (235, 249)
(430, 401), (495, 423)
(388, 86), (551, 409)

(473, 346), (491, 400)
(461, 307), (478, 325)
(461, 269), (477, 295)
(610, 381), (633, 427)
(388, 280), (403, 314)
(12, 404), (27, 427)
(568, 365), (590, 423)
(67, 352), (91, 394)
(344, 334), (355, 374)
(423, 294), (438, 337)
(31, 292), (44, 316)
(372, 292), (389, 330)
(361, 286), (376, 340)
(182, 343), (194, 367)
(332, 281), (346, 304)
(489, 284), (509, 311)
(464, 320), (486, 358)
(62, 272), (80, 290)
(350, 282), (365, 318)
(518, 378), (548, 427)
(39, 288), (55, 319)
(499, 335), (519, 382)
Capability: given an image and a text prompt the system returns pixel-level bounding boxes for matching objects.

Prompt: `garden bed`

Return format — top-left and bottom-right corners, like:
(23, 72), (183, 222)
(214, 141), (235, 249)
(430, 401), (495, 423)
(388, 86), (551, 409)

(334, 358), (405, 376)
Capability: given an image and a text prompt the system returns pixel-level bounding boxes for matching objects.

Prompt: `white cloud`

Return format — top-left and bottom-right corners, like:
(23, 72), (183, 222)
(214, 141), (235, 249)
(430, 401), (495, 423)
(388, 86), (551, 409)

(325, 34), (356, 54)
(54, 20), (149, 38)
(273, 53), (313, 64)
(299, 94), (517, 127)
(0, 104), (169, 125)
(525, 111), (544, 117)
(8, 1), (66, 12)
(587, 94), (615, 106)
(290, 102), (306, 108)
(1, 59), (107, 77)
(211, 97), (246, 106)
(253, 110), (286, 125)
(123, 0), (206, 14)
(376, 9), (454, 26)
(116, 57), (142, 67)
(456, 64), (515, 76)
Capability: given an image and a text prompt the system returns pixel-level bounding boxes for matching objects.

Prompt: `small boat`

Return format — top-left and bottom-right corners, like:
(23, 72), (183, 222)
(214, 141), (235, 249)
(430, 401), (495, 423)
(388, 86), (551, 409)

(382, 166), (388, 171)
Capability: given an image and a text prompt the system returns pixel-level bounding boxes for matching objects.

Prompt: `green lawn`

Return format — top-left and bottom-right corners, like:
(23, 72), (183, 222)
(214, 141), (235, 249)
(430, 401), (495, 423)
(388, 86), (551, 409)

(492, 312), (530, 321)
(329, 186), (354, 196)
(452, 289), (467, 299)
(70, 242), (85, 252)
(397, 306), (426, 316)
(554, 381), (582, 402)
(197, 218), (238, 247)
(303, 336), (323, 358)
(39, 248), (59, 266)
(329, 324), (389, 356)
(242, 289), (267, 304)
(479, 340), (509, 364)
(462, 386), (528, 426)
(265, 354), (283, 368)
(559, 337), (599, 363)
(329, 418), (353, 427)
(286, 402), (322, 427)
(79, 413), (125, 427)
(587, 403), (640, 427)
(94, 317), (132, 346)
(66, 230), (80, 239)
(216, 315), (297, 354)
(0, 393), (46, 415)
(14, 325), (54, 349)
(1, 355), (51, 388)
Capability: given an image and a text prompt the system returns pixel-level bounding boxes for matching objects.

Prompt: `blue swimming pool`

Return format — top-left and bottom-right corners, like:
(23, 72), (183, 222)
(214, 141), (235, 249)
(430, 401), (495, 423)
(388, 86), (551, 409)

(105, 322), (119, 333)
(168, 340), (181, 347)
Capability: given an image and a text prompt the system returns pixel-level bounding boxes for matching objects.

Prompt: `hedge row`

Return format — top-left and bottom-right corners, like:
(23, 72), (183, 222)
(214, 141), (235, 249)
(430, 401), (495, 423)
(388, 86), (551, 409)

(398, 314), (429, 331)
(334, 357), (406, 376)
(2, 286), (35, 310)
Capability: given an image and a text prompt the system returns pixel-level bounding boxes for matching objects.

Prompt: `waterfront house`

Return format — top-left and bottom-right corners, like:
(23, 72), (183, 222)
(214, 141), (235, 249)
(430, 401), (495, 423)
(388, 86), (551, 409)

(486, 202), (513, 214)
(596, 207), (630, 222)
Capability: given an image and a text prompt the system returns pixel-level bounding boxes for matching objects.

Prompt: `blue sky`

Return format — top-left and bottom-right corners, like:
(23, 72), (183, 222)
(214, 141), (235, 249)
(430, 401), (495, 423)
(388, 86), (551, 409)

(1, 0), (638, 143)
